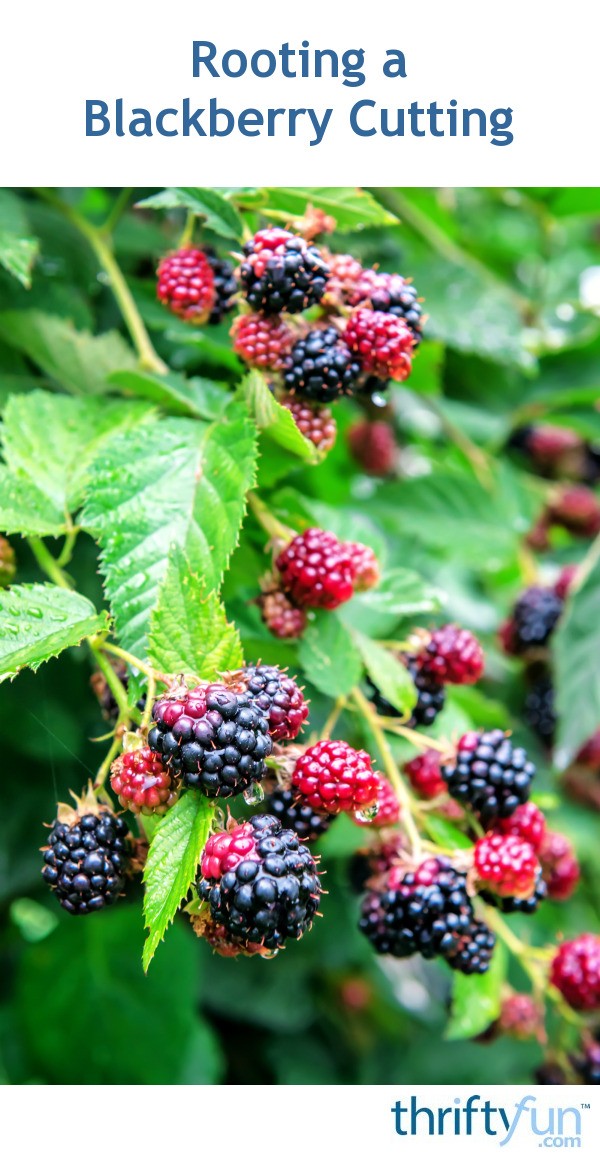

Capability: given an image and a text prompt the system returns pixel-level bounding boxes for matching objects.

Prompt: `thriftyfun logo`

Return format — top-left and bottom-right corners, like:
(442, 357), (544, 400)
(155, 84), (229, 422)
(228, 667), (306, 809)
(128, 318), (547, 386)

(391, 1095), (585, 1147)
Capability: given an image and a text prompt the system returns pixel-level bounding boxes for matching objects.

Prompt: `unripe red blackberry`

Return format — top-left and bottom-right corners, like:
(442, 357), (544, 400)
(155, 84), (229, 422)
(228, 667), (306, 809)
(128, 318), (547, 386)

(205, 250), (237, 323)
(197, 814), (322, 951)
(0, 535), (16, 586)
(498, 993), (544, 1041)
(344, 541), (380, 592)
(353, 775), (400, 828)
(258, 589), (307, 640)
(240, 228), (329, 315)
(42, 796), (129, 915)
(281, 397), (337, 453)
(110, 745), (178, 815)
(232, 664), (308, 743)
(494, 801), (547, 852)
(509, 586), (564, 654)
(347, 420), (397, 476)
(416, 624), (485, 686)
(550, 934), (600, 1011)
(156, 247), (216, 323)
(404, 749), (446, 799)
(350, 269), (424, 345)
(554, 563), (578, 600)
(576, 730), (600, 770)
(539, 830), (580, 901)
(231, 313), (294, 370)
(344, 307), (414, 382)
(292, 738), (379, 815)
(266, 786), (334, 843)
(528, 424), (582, 465)
(324, 252), (365, 306)
(442, 730), (536, 825)
(474, 832), (540, 899)
(283, 326), (361, 403)
(549, 485), (600, 537)
(275, 528), (356, 610)
(148, 682), (272, 798)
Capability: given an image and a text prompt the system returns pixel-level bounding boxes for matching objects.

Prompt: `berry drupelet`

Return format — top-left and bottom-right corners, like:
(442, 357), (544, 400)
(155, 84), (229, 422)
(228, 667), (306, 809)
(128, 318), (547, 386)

(292, 739), (379, 815)
(42, 800), (129, 915)
(266, 787), (334, 843)
(442, 730), (536, 825)
(110, 746), (178, 815)
(275, 528), (356, 610)
(284, 326), (362, 403)
(156, 247), (216, 323)
(148, 682), (272, 798)
(197, 814), (322, 951)
(240, 228), (330, 315)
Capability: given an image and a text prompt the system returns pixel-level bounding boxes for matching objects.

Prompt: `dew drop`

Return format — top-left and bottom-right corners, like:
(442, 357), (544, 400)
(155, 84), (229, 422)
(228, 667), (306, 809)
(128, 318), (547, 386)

(243, 781), (265, 806)
(354, 802), (380, 824)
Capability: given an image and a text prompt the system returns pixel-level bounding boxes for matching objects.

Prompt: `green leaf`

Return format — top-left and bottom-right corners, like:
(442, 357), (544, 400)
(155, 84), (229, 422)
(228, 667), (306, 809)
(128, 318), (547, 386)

(554, 547), (600, 768)
(353, 632), (417, 716)
(0, 310), (137, 394)
(242, 369), (319, 461)
(421, 813), (473, 851)
(445, 941), (507, 1040)
(264, 187), (397, 231)
(0, 584), (108, 681)
(136, 187), (243, 240)
(148, 547), (243, 679)
(18, 906), (223, 1083)
(109, 367), (228, 419)
(2, 391), (153, 513)
(83, 399), (257, 659)
(143, 791), (215, 969)
(0, 233), (38, 288)
(356, 568), (442, 619)
(298, 613), (363, 698)
(0, 467), (67, 537)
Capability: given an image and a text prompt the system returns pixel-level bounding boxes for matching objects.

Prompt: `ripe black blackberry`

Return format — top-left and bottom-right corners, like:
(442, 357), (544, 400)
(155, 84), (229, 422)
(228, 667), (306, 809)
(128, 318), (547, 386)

(442, 730), (536, 826)
(231, 663), (308, 743)
(42, 799), (129, 915)
(512, 586), (564, 652)
(240, 228), (330, 315)
(572, 1031), (600, 1084)
(197, 814), (322, 951)
(523, 667), (556, 746)
(359, 857), (478, 966)
(367, 656), (445, 729)
(480, 876), (547, 915)
(355, 271), (424, 346)
(148, 682), (272, 798)
(205, 250), (237, 323)
(266, 787), (333, 843)
(445, 918), (496, 975)
(283, 327), (361, 403)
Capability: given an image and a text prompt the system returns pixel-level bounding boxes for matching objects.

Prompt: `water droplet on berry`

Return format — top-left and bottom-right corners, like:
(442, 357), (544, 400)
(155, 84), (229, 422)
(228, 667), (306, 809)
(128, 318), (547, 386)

(354, 802), (380, 824)
(262, 948), (279, 959)
(243, 782), (265, 806)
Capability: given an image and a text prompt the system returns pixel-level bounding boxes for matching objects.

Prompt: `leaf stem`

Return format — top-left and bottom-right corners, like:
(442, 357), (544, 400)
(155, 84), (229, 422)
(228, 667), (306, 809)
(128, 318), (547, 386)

(179, 210), (196, 248)
(29, 537), (73, 589)
(352, 686), (422, 857)
(98, 640), (169, 685)
(89, 641), (131, 724)
(248, 492), (294, 543)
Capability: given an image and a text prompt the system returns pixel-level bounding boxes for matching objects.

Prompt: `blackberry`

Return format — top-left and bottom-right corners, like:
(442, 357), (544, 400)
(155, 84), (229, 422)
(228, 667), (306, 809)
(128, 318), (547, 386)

(148, 682), (272, 798)
(404, 749), (446, 799)
(445, 918), (496, 975)
(205, 250), (237, 323)
(233, 664), (308, 743)
(551, 934), (600, 1011)
(42, 801), (129, 915)
(240, 228), (329, 315)
(281, 397), (337, 453)
(573, 1032), (600, 1084)
(481, 875), (547, 915)
(292, 739), (379, 815)
(156, 247), (215, 323)
(197, 814), (322, 951)
(368, 656), (445, 729)
(442, 730), (536, 825)
(345, 541), (380, 592)
(275, 528), (356, 610)
(540, 831), (580, 901)
(347, 420), (397, 476)
(258, 589), (307, 640)
(549, 485), (600, 537)
(499, 993), (544, 1041)
(417, 625), (485, 686)
(0, 535), (16, 586)
(359, 857), (482, 969)
(352, 269), (424, 345)
(266, 787), (333, 843)
(344, 307), (414, 382)
(110, 745), (178, 815)
(524, 668), (556, 746)
(283, 326), (361, 403)
(474, 832), (541, 899)
(511, 586), (564, 653)
(231, 313), (294, 371)
(494, 801), (547, 852)
(535, 1062), (567, 1085)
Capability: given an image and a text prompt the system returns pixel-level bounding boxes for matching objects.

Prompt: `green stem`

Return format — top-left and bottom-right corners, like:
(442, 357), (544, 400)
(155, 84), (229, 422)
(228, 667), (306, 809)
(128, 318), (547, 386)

(179, 210), (196, 248)
(29, 537), (72, 589)
(101, 187), (133, 236)
(94, 729), (123, 791)
(248, 492), (294, 543)
(99, 640), (168, 684)
(352, 686), (422, 857)
(89, 641), (131, 723)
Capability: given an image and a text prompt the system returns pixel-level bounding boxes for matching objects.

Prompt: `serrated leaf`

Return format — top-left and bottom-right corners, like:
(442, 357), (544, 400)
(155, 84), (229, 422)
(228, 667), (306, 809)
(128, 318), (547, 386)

(143, 791), (215, 969)
(109, 368), (228, 420)
(0, 467), (66, 537)
(264, 188), (397, 231)
(445, 941), (507, 1040)
(298, 612), (363, 698)
(353, 632), (417, 716)
(83, 399), (257, 659)
(554, 547), (600, 768)
(0, 233), (38, 288)
(357, 568), (441, 619)
(149, 547), (243, 679)
(0, 310), (137, 394)
(2, 392), (153, 512)
(0, 584), (108, 681)
(242, 369), (319, 461)
(136, 188), (243, 240)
